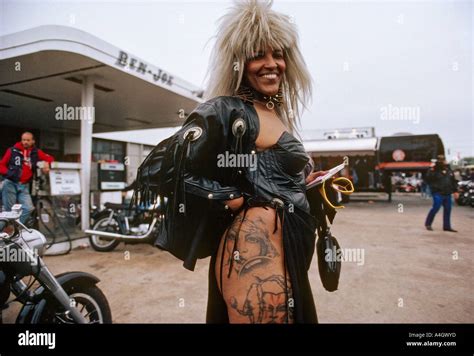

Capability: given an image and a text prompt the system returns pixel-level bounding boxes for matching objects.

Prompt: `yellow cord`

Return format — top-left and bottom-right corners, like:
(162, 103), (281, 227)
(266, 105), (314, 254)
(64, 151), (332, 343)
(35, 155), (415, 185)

(318, 177), (355, 209)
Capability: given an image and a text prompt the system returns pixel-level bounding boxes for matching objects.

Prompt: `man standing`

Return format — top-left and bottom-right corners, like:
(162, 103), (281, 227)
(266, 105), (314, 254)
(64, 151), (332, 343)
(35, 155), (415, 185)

(424, 155), (459, 232)
(0, 132), (54, 225)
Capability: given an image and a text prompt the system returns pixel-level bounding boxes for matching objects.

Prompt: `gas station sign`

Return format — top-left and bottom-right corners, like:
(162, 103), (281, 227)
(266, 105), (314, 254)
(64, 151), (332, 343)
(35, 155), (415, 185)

(49, 169), (81, 196)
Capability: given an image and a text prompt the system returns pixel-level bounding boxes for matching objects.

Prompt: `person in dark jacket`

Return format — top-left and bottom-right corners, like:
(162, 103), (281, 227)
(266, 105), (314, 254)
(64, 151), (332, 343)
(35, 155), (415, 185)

(424, 155), (458, 232)
(0, 132), (54, 225)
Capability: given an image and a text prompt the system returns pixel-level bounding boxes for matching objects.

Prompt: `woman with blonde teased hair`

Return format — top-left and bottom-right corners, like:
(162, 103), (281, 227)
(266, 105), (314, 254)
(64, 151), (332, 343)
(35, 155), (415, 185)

(136, 0), (327, 324)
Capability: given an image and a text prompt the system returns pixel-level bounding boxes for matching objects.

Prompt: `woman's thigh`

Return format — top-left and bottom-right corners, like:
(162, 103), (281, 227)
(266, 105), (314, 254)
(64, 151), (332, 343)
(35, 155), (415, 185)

(215, 207), (293, 323)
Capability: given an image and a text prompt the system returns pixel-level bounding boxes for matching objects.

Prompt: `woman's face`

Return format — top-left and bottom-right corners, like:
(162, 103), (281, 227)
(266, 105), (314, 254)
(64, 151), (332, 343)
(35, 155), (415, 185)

(244, 45), (286, 96)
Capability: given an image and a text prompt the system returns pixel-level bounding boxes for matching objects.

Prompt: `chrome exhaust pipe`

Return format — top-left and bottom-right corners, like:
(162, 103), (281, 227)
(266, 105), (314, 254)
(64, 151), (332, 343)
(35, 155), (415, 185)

(85, 218), (158, 240)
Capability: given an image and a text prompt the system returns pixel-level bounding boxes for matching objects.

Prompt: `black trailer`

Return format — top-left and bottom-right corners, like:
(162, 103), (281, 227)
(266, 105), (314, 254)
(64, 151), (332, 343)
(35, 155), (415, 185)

(377, 134), (445, 172)
(376, 134), (445, 200)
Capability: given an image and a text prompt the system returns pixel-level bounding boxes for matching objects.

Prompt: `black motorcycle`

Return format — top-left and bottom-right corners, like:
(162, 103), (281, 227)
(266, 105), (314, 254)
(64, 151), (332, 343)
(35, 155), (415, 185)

(469, 181), (474, 208)
(0, 204), (112, 323)
(85, 202), (160, 252)
(456, 180), (474, 207)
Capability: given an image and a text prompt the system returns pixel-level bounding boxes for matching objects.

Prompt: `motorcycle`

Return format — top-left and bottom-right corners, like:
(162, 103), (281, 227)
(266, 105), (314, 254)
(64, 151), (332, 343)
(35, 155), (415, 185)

(85, 202), (160, 252)
(456, 180), (473, 206)
(0, 204), (112, 323)
(469, 181), (474, 208)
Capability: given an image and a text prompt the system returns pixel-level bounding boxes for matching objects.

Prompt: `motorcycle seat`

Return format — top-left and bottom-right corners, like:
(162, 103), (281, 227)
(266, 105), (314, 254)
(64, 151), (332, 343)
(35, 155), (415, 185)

(104, 202), (129, 210)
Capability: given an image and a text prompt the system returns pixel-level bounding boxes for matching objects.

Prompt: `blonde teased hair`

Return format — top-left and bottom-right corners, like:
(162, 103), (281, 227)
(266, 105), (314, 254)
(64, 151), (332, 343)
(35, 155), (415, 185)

(204, 0), (313, 134)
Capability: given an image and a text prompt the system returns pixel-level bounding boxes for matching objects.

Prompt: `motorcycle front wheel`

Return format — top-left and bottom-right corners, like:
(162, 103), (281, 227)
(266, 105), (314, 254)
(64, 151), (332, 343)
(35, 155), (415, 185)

(37, 284), (112, 323)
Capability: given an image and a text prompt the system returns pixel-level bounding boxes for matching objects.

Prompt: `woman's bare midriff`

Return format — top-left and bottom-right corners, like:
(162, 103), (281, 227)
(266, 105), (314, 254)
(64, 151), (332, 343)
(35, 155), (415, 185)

(214, 205), (293, 323)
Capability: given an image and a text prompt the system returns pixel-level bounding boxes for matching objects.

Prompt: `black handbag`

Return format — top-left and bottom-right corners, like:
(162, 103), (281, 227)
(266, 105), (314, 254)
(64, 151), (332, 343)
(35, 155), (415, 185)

(316, 227), (341, 292)
(307, 179), (348, 292)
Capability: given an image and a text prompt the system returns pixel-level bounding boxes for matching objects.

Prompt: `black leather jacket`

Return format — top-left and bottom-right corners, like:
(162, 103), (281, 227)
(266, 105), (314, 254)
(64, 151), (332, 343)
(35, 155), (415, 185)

(147, 96), (322, 270)
(425, 165), (458, 195)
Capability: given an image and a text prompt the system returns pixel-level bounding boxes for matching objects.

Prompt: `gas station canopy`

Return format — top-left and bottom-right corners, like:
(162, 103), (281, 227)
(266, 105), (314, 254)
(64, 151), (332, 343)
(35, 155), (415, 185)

(0, 25), (204, 231)
(0, 25), (203, 133)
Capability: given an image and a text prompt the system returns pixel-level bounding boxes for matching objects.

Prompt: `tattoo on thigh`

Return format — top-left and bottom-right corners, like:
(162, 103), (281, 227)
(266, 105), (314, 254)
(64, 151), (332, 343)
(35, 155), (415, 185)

(229, 275), (293, 323)
(225, 216), (279, 276)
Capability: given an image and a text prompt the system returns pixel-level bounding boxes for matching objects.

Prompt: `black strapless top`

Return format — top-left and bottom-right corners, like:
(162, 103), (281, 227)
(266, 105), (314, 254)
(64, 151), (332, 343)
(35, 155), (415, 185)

(269, 131), (309, 176)
(246, 130), (310, 212)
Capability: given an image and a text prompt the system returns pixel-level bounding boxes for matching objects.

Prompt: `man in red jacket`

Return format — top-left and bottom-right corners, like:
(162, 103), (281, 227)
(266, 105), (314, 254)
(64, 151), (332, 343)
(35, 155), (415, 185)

(0, 132), (54, 225)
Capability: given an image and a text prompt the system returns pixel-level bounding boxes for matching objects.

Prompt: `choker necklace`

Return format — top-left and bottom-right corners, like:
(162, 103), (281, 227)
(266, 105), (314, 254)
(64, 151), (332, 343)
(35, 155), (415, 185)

(235, 85), (283, 110)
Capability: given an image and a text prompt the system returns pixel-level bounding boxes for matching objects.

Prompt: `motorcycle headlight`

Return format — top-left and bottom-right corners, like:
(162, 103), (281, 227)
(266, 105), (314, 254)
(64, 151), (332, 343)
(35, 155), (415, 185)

(20, 229), (47, 257)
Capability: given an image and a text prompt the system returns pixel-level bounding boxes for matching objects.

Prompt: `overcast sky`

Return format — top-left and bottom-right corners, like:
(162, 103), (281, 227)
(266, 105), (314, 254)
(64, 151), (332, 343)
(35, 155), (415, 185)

(1, 0), (472, 159)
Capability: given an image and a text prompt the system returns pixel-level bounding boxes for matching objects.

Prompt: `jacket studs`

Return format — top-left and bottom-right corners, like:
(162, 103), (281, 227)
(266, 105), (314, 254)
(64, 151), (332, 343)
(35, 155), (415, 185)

(251, 150), (256, 154)
(232, 118), (247, 136)
(224, 204), (229, 210)
(229, 194), (234, 199)
(183, 126), (203, 141)
(208, 193), (213, 199)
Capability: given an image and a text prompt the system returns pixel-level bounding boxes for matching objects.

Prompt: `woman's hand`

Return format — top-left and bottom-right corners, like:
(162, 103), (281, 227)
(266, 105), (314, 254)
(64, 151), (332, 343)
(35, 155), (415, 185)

(305, 170), (328, 184)
(224, 196), (245, 212)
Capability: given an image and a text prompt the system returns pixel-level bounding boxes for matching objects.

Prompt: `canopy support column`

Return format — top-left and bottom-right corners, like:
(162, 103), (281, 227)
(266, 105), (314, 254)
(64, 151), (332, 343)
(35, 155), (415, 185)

(80, 76), (94, 230)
